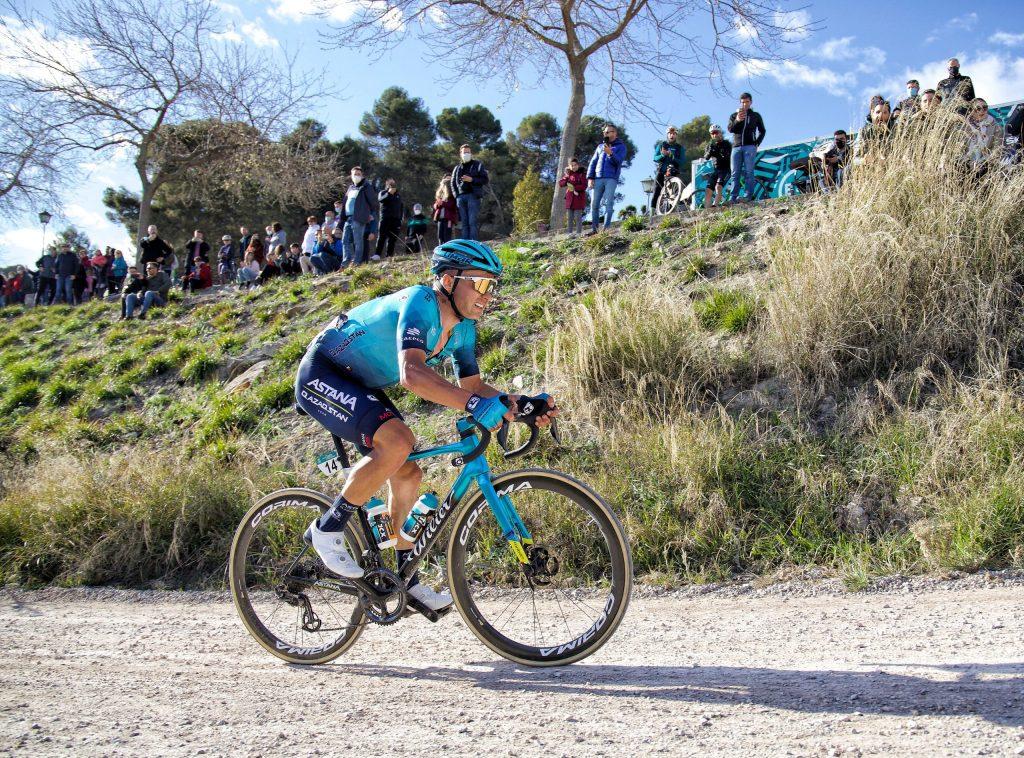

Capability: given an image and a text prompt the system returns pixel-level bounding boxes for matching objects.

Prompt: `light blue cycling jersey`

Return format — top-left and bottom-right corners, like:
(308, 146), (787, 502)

(308, 285), (479, 389)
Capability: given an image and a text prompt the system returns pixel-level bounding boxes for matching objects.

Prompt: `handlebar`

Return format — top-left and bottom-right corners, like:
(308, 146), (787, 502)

(461, 395), (561, 464)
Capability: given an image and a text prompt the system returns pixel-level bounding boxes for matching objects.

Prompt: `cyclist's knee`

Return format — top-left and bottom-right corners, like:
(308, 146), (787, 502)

(393, 459), (423, 485)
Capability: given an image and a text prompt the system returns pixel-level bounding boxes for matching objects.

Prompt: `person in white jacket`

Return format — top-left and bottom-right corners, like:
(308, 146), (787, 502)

(300, 215), (320, 275)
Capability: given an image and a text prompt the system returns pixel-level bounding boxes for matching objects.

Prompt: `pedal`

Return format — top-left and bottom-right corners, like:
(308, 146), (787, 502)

(404, 596), (453, 623)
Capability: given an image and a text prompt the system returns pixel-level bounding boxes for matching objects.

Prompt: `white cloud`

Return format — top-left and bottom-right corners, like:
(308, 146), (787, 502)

(774, 9), (811, 42)
(734, 58), (855, 95)
(925, 12), (978, 44)
(813, 36), (886, 74)
(733, 16), (758, 41)
(212, 20), (279, 48)
(0, 17), (97, 86)
(990, 31), (1024, 47)
(212, 0), (243, 14)
(269, 0), (402, 28)
(864, 51), (1024, 107)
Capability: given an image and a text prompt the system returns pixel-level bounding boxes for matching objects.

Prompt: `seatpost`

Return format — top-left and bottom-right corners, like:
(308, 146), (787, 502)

(331, 434), (351, 469)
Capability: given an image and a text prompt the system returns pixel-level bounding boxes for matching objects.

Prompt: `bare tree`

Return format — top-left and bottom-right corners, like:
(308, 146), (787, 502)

(0, 81), (72, 220)
(321, 0), (803, 230)
(0, 0), (331, 241)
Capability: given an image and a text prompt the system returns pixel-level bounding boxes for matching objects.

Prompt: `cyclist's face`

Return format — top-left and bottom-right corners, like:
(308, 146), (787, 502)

(449, 268), (497, 320)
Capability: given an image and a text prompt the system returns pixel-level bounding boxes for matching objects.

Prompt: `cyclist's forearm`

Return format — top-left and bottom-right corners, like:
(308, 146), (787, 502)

(401, 360), (473, 410)
(459, 375), (502, 398)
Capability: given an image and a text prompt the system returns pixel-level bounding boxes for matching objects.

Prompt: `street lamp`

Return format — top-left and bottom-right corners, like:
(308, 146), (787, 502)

(38, 210), (52, 254)
(640, 176), (656, 224)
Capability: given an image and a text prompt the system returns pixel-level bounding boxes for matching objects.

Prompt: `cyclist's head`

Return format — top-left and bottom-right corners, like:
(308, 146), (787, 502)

(710, 124), (723, 139)
(665, 126), (677, 140)
(431, 240), (503, 321)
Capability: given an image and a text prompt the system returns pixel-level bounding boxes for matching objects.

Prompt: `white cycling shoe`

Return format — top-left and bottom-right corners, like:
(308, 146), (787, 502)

(408, 582), (453, 611)
(307, 520), (365, 579)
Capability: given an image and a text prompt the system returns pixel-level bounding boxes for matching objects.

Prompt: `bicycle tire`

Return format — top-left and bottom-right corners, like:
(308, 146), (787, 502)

(229, 487), (368, 665)
(657, 177), (684, 215)
(446, 469), (632, 666)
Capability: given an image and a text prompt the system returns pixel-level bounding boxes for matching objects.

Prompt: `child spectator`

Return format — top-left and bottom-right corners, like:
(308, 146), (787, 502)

(433, 175), (459, 244)
(183, 255), (213, 292)
(282, 243), (303, 276)
(236, 250), (261, 287)
(218, 234), (236, 284)
(90, 248), (109, 295)
(406, 203), (430, 254)
(558, 157), (587, 235)
(255, 248), (282, 286)
(109, 250), (128, 296)
(703, 124), (733, 208)
(311, 226), (344, 273)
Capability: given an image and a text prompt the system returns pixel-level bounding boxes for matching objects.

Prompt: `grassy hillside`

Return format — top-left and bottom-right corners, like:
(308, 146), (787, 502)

(3, 125), (1024, 589)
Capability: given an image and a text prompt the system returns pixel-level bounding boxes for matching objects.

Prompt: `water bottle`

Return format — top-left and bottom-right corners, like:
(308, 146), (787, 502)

(364, 499), (397, 549)
(399, 492), (439, 542)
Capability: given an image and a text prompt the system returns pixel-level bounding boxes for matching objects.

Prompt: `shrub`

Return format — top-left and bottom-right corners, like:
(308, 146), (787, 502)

(621, 214), (646, 232)
(681, 254), (708, 283)
(519, 296), (548, 323)
(512, 166), (553, 234)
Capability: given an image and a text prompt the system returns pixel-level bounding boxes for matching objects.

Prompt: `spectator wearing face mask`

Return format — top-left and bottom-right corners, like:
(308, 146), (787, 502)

(405, 203), (430, 254)
(451, 145), (489, 241)
(937, 58), (975, 114)
(894, 80), (921, 120)
(964, 98), (1002, 178)
(311, 226), (344, 273)
(375, 178), (405, 260)
(340, 166), (379, 267)
(322, 210), (338, 234)
(727, 92), (766, 203)
(810, 130), (851, 190)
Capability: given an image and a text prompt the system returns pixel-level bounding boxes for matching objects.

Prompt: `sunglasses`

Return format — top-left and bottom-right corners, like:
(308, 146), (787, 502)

(451, 275), (499, 295)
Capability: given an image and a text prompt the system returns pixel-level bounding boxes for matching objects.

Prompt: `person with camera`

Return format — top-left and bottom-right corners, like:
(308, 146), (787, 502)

(558, 157), (588, 235)
(651, 126), (684, 212)
(586, 124), (627, 233)
(702, 124), (732, 209)
(727, 92), (767, 203)
(119, 264), (147, 320)
(311, 225), (344, 273)
(451, 146), (489, 241)
(139, 225), (173, 272)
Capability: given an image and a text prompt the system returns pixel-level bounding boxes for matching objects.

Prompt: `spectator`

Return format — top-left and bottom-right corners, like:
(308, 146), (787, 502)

(894, 80), (921, 120)
(964, 98), (1002, 177)
(311, 226), (344, 273)
(119, 264), (147, 320)
(238, 226), (253, 256)
(332, 199), (345, 225)
(246, 232), (265, 266)
(405, 203), (430, 254)
(182, 255), (212, 292)
(139, 225), (173, 271)
(17, 266), (35, 306)
(255, 248), (282, 286)
(1003, 102), (1024, 165)
(301, 215), (320, 259)
(558, 157), (587, 235)
(865, 94), (885, 125)
(73, 248), (91, 304)
(652, 126), (685, 211)
(340, 166), (379, 267)
(819, 129), (852, 189)
(131, 261), (169, 319)
(217, 234), (235, 284)
(109, 249), (128, 295)
(182, 229), (210, 281)
(918, 89), (942, 118)
(703, 124), (733, 208)
(433, 175), (459, 244)
(586, 124), (627, 233)
(3, 267), (25, 305)
(236, 250), (261, 287)
(451, 144), (489, 241)
(282, 243), (304, 276)
(55, 243), (79, 305)
(375, 178), (405, 260)
(323, 208), (338, 233)
(90, 248), (109, 296)
(727, 92), (766, 203)
(35, 249), (57, 306)
(937, 58), (975, 114)
(856, 99), (895, 163)
(267, 222), (286, 253)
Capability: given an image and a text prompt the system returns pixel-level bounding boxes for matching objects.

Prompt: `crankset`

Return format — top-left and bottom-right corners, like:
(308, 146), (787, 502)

(524, 544), (560, 586)
(354, 567), (408, 626)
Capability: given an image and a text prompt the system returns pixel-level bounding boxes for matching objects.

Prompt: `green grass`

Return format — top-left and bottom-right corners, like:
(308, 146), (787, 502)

(681, 254), (708, 283)
(479, 347), (513, 376)
(181, 350), (220, 384)
(621, 215), (646, 232)
(43, 378), (83, 407)
(0, 381), (41, 414)
(549, 261), (590, 292)
(694, 289), (759, 333)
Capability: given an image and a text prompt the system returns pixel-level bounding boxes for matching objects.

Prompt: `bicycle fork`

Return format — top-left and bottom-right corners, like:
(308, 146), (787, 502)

(476, 474), (533, 564)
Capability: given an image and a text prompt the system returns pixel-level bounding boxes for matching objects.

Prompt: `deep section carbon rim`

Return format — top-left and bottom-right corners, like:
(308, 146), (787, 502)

(229, 489), (366, 664)
(448, 471), (631, 665)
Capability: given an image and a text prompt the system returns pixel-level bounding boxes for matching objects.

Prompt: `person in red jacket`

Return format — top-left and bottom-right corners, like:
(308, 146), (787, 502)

(432, 175), (459, 244)
(558, 157), (588, 236)
(182, 255), (212, 292)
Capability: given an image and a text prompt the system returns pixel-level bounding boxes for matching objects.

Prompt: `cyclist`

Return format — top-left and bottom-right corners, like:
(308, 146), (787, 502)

(295, 239), (558, 610)
(702, 124), (732, 208)
(651, 126), (684, 211)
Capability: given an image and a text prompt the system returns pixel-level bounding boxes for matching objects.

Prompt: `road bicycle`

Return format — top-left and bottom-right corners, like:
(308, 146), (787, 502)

(655, 166), (685, 215)
(228, 397), (632, 667)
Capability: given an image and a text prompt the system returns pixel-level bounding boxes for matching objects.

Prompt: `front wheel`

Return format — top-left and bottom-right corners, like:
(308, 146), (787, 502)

(447, 470), (632, 666)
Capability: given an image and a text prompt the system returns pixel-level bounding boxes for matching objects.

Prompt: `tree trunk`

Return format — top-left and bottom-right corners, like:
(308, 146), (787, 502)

(136, 173), (156, 261)
(548, 61), (587, 232)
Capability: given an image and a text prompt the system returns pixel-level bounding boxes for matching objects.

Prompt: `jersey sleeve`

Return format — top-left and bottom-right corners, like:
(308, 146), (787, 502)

(397, 288), (434, 353)
(451, 322), (480, 379)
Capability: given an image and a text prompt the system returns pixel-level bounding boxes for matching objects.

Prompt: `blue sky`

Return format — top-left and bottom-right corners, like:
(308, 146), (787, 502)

(2, 0), (1023, 267)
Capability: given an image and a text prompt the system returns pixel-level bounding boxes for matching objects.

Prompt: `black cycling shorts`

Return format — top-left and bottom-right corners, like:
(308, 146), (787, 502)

(712, 167), (731, 187)
(294, 349), (402, 454)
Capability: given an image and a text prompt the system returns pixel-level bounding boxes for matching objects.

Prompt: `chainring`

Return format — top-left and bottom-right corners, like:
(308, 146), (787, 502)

(360, 567), (407, 626)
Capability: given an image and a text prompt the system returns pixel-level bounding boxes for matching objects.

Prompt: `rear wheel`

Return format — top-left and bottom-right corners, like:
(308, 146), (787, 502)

(229, 488), (367, 665)
(657, 176), (684, 215)
(447, 470), (632, 666)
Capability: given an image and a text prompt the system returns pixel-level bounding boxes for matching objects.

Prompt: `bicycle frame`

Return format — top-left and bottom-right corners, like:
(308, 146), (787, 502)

(343, 418), (534, 583)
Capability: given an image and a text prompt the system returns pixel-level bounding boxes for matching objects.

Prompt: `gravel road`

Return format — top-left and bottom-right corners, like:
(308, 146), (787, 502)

(2, 573), (1023, 757)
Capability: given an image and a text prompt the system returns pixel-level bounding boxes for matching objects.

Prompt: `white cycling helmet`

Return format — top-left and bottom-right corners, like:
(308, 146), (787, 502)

(710, 124), (723, 133)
